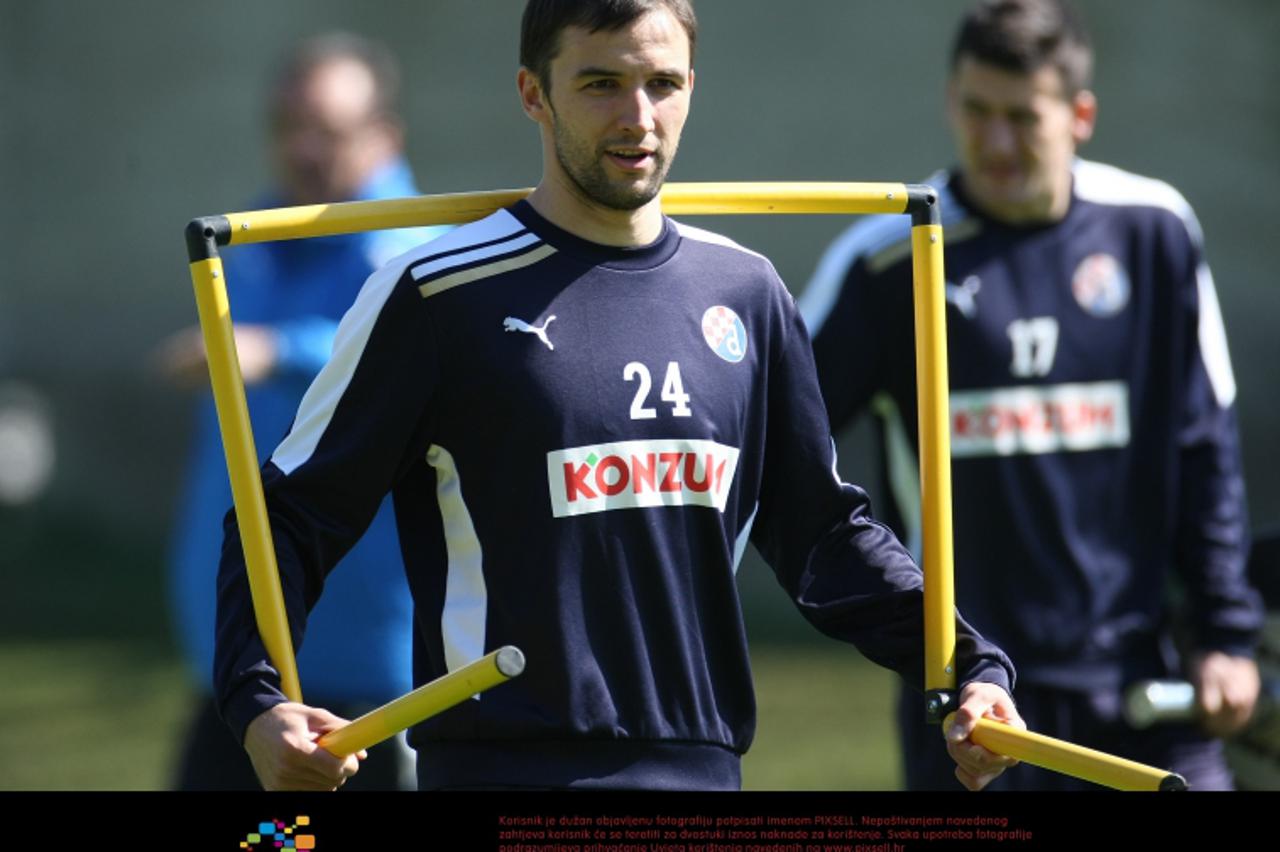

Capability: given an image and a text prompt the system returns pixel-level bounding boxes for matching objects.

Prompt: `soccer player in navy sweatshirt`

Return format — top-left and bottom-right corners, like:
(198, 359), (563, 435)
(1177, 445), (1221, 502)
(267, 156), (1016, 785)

(216, 0), (1022, 791)
(802, 0), (1261, 789)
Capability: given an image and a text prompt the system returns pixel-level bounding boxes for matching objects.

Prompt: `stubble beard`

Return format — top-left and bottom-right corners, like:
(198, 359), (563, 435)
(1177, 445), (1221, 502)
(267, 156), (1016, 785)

(550, 115), (672, 212)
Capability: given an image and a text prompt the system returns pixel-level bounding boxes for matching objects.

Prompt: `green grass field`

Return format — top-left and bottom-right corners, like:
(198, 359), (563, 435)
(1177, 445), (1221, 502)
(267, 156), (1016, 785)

(0, 639), (192, 790)
(0, 638), (900, 790)
(745, 644), (901, 790)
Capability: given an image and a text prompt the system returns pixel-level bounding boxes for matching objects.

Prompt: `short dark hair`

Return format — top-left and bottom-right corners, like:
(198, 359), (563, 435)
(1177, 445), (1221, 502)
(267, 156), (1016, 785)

(951, 0), (1093, 95)
(520, 0), (697, 92)
(273, 32), (403, 120)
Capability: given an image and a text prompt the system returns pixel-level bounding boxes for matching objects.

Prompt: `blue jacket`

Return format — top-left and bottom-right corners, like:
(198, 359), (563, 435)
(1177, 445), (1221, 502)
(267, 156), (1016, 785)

(171, 158), (450, 704)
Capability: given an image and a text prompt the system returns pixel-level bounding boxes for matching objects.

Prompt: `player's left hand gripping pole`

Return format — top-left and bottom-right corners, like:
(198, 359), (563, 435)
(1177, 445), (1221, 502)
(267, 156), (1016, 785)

(185, 217), (303, 704)
(905, 187), (1186, 792)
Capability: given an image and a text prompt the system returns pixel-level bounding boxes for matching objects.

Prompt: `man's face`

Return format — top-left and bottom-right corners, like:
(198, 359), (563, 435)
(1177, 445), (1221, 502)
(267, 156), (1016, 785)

(532, 8), (694, 211)
(947, 55), (1095, 223)
(270, 57), (400, 205)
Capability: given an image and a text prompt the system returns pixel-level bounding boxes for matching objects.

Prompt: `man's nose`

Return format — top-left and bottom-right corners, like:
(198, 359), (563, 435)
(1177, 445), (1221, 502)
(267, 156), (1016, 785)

(980, 117), (1018, 155)
(617, 87), (657, 135)
(282, 127), (334, 167)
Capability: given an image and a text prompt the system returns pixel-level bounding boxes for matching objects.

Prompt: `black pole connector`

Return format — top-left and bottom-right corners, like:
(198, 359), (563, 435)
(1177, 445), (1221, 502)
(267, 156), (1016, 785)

(185, 216), (232, 262)
(1159, 773), (1189, 792)
(924, 688), (959, 724)
(905, 184), (941, 227)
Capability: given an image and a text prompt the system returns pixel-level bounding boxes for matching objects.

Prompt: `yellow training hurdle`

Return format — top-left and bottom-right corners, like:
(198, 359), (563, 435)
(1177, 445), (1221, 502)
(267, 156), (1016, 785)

(185, 182), (1184, 790)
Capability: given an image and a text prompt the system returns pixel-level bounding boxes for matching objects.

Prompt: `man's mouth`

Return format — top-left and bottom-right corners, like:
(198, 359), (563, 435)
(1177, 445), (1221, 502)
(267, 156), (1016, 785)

(605, 147), (654, 169)
(979, 161), (1024, 182)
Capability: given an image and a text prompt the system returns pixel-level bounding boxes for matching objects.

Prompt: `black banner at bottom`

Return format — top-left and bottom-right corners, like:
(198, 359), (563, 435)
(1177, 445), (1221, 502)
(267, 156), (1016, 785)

(0, 789), (1260, 850)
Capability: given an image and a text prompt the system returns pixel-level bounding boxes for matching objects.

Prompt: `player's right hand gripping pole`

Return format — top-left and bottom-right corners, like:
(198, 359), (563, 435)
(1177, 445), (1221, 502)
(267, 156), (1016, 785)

(317, 647), (526, 757)
(906, 186), (1186, 792)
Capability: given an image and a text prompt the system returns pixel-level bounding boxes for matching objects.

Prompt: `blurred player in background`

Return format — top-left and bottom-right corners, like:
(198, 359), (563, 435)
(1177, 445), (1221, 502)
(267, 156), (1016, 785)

(157, 32), (449, 790)
(801, 0), (1263, 790)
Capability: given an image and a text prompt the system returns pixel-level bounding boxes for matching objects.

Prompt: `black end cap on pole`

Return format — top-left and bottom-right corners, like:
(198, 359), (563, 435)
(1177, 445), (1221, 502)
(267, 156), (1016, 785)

(924, 688), (958, 724)
(185, 216), (232, 262)
(905, 184), (941, 227)
(1159, 773), (1188, 791)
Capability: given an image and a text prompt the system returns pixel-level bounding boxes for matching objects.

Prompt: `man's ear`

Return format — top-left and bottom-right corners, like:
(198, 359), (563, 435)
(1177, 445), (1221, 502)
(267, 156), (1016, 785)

(517, 66), (549, 122)
(1071, 89), (1097, 146)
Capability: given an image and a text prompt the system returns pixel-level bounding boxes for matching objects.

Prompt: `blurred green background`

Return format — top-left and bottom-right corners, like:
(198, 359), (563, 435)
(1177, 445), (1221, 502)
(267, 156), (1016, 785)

(1, 0), (1277, 790)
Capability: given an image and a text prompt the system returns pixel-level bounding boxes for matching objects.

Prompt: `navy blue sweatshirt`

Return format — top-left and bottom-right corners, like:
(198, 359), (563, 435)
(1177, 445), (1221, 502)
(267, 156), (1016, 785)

(802, 160), (1261, 692)
(216, 201), (1014, 789)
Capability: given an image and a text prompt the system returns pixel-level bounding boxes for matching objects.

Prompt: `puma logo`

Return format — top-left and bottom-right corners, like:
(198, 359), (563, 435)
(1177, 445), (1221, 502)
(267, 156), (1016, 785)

(945, 275), (981, 319)
(503, 315), (557, 350)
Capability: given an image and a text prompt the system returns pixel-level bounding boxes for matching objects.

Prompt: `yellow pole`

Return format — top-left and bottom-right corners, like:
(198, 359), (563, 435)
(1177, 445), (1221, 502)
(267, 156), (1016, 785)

(188, 256), (302, 703)
(221, 182), (912, 244)
(190, 183), (1183, 789)
(663, 181), (910, 216)
(317, 647), (526, 757)
(953, 715), (1185, 791)
(910, 209), (1184, 790)
(911, 222), (957, 695)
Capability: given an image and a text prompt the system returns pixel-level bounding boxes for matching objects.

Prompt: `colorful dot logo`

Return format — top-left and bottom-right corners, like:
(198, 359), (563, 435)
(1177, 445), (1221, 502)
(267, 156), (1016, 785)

(240, 816), (315, 850)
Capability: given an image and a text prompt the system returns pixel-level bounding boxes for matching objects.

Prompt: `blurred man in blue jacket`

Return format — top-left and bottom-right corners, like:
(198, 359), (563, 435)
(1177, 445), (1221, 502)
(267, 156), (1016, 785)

(159, 33), (449, 790)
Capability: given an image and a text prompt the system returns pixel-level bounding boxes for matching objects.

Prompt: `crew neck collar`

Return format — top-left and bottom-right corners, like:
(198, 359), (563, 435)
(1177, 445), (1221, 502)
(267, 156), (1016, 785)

(508, 200), (680, 271)
(949, 169), (1076, 233)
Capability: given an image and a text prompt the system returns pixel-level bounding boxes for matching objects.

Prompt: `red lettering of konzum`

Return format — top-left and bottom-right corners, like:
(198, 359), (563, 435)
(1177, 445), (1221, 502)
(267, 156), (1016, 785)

(549, 439), (741, 517)
(632, 454), (656, 493)
(659, 452), (682, 492)
(563, 453), (730, 502)
(564, 462), (596, 501)
(948, 381), (1130, 458)
(954, 399), (1118, 438)
(597, 455), (629, 496)
(684, 453), (712, 492)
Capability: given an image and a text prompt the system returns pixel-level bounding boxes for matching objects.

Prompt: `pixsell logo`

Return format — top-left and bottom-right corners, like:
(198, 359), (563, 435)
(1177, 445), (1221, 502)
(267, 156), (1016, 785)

(238, 816), (315, 850)
(548, 438), (740, 517)
(950, 380), (1130, 457)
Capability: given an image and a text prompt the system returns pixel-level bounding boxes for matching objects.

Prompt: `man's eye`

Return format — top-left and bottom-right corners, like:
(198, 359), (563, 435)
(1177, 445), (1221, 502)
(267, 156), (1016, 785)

(584, 79), (617, 90)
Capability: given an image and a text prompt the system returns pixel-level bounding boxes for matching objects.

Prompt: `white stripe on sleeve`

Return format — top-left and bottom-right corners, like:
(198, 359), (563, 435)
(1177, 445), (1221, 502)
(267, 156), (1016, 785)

(270, 258), (405, 475)
(428, 443), (489, 678)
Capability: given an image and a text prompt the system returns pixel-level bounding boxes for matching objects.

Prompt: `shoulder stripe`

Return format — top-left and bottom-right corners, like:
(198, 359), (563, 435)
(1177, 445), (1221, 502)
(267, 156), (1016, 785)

(270, 253), (406, 475)
(410, 229), (538, 281)
(673, 220), (767, 261)
(799, 172), (970, 334)
(1197, 264), (1237, 407)
(1073, 159), (1203, 243)
(865, 216), (983, 276)
(1073, 160), (1235, 405)
(416, 242), (558, 299)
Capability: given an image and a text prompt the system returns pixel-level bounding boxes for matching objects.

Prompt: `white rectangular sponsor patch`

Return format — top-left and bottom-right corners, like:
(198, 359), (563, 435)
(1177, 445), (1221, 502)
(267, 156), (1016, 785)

(950, 381), (1130, 457)
(548, 438), (741, 518)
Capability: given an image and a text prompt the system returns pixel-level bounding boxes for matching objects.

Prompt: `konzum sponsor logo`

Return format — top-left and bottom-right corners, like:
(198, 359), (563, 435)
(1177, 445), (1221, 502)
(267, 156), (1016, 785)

(548, 438), (740, 517)
(950, 380), (1130, 457)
